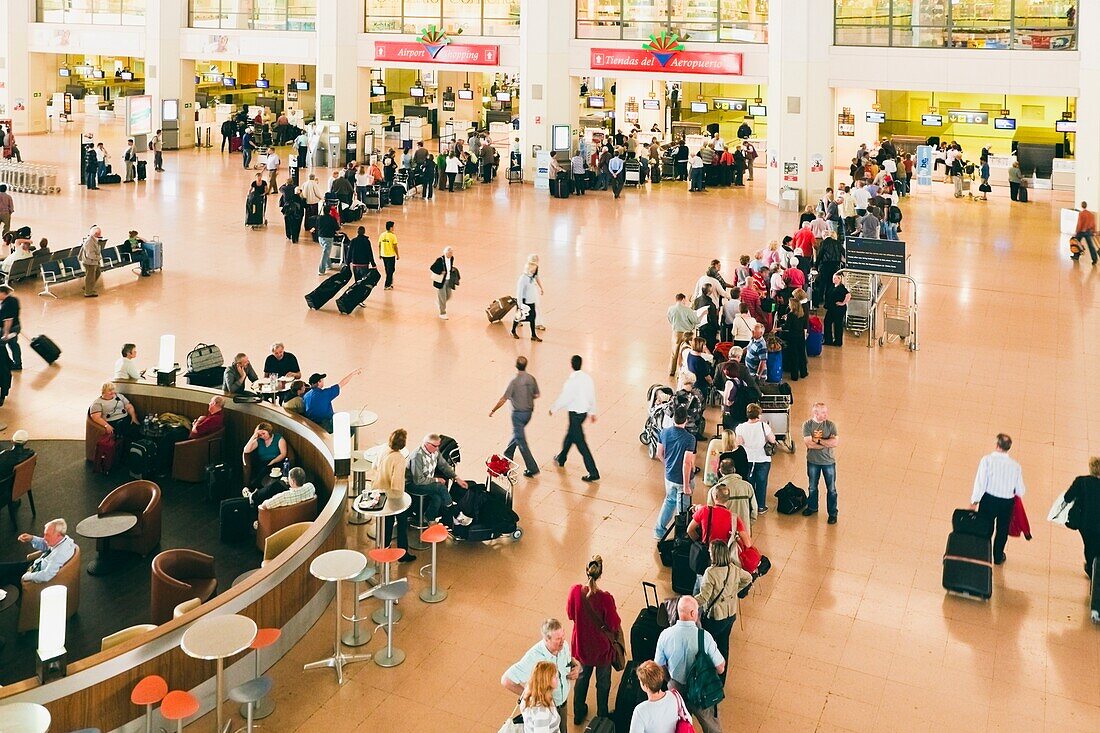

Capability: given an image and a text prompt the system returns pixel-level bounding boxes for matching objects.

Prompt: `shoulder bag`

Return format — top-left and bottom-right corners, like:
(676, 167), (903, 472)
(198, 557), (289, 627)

(579, 590), (626, 671)
(688, 507), (713, 575)
(671, 689), (696, 733)
(761, 421), (776, 457)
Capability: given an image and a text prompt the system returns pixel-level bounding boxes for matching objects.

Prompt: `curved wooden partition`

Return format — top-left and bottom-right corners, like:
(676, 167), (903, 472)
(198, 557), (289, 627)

(0, 383), (347, 732)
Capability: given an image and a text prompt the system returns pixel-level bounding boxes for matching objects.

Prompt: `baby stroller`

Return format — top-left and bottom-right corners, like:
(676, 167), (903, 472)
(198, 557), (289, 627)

(640, 384), (675, 459)
(450, 454), (522, 542)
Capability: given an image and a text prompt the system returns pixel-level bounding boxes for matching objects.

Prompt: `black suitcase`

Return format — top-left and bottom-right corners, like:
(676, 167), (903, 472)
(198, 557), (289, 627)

(671, 536), (697, 595)
(952, 508), (994, 538)
(305, 267), (353, 310)
(137, 160), (147, 181)
(335, 268), (381, 314)
(657, 507), (689, 567)
(585, 717), (614, 733)
(185, 366), (223, 388)
(29, 334), (61, 364)
(126, 438), (158, 479)
(629, 582), (662, 663)
(942, 531), (993, 600)
(1092, 558), (1100, 624)
(1018, 183), (1028, 202)
(220, 497), (253, 543)
(390, 186), (405, 205)
(651, 164), (661, 184)
(611, 661), (645, 733)
(100, 173), (122, 184)
(205, 462), (233, 503)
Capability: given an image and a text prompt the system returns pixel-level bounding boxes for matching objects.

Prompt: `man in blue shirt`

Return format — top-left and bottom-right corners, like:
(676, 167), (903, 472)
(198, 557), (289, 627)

(654, 407), (696, 540)
(655, 596), (725, 733)
(302, 369), (361, 433)
(607, 151), (625, 199)
(0, 518), (77, 591)
(743, 322), (768, 379)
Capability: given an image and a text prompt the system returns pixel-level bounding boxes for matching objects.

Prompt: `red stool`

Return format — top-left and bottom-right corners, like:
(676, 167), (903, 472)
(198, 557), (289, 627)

(368, 547), (405, 625)
(130, 674), (168, 733)
(239, 628), (281, 720)
(418, 523), (450, 603)
(160, 690), (199, 733)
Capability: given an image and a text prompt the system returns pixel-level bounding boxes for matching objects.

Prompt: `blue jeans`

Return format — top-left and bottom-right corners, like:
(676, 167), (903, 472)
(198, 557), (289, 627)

(882, 222), (899, 240)
(748, 461), (771, 510)
(97, 161), (108, 178)
(807, 462), (837, 516)
(407, 481), (454, 523)
(84, 167), (98, 188)
(504, 409), (538, 474)
(654, 478), (692, 539)
(1077, 230), (1098, 264)
(318, 237), (333, 274)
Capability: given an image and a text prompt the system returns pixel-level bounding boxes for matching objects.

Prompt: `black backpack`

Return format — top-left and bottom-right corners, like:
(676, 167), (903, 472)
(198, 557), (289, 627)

(774, 482), (808, 514)
(888, 206), (903, 224)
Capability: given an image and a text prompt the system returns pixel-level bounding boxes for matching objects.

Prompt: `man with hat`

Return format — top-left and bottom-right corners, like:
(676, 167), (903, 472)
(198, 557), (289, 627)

(302, 369), (361, 433)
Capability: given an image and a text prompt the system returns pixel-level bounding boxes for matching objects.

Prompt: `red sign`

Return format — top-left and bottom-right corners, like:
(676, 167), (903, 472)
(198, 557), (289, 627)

(374, 42), (500, 66)
(590, 48), (742, 76)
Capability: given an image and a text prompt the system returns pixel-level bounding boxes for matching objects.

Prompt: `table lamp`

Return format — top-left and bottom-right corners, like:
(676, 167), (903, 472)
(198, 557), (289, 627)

(155, 334), (179, 386)
(37, 585), (68, 682)
(333, 411), (351, 477)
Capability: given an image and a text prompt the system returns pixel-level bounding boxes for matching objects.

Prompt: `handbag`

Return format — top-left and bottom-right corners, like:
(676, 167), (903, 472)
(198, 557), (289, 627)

(1047, 491), (1075, 528)
(735, 528), (762, 574)
(671, 689), (695, 733)
(580, 591), (626, 671)
(761, 421), (776, 457)
(496, 705), (523, 733)
(688, 507), (712, 575)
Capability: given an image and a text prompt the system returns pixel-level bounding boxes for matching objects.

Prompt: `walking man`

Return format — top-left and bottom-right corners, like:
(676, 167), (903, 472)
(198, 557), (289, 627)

(667, 292), (700, 377)
(654, 596), (725, 733)
(0, 184), (14, 236)
(429, 246), (457, 320)
(79, 225), (103, 298)
(550, 355), (599, 482)
(490, 356), (541, 477)
(150, 129), (164, 172)
(1074, 201), (1097, 265)
(802, 402), (839, 524)
(0, 285), (22, 370)
(501, 619), (578, 733)
(970, 433), (1026, 565)
(379, 221), (398, 290)
(653, 406), (696, 539)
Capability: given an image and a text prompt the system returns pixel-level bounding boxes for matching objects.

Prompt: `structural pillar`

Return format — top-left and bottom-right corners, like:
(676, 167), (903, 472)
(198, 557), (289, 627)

(146, 0), (196, 147)
(0, 0), (49, 134)
(1075, 3), (1099, 206)
(518, 0), (572, 179)
(318, 0), (367, 164)
(765, 0), (833, 207)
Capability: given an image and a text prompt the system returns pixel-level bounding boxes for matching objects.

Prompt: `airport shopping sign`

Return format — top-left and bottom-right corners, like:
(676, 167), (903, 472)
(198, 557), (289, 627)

(591, 33), (742, 76)
(375, 28), (499, 65)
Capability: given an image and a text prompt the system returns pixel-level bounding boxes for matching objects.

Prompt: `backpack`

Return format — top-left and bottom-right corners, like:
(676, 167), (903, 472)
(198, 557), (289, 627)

(127, 438), (158, 479)
(683, 628), (725, 709)
(93, 433), (118, 474)
(774, 482), (808, 514)
(888, 206), (903, 224)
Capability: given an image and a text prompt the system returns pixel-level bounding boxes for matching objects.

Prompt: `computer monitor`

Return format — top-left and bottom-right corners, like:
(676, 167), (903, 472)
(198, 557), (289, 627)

(994, 117), (1016, 130)
(496, 91), (510, 102)
(642, 98), (660, 111)
(458, 89), (474, 100)
(1055, 120), (1077, 133)
(294, 80), (310, 91)
(222, 77), (236, 88)
(410, 86), (425, 98)
(372, 84), (387, 96)
(120, 71), (134, 81)
(58, 68), (71, 78)
(921, 114), (943, 126)
(256, 79), (270, 89)
(587, 96), (605, 109)
(748, 104), (767, 117)
(690, 101), (708, 113)
(866, 111), (886, 124)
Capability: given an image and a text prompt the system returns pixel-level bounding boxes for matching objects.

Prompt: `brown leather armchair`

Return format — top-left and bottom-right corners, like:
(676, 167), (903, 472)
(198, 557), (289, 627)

(150, 549), (217, 625)
(19, 544), (81, 632)
(256, 495), (317, 551)
(97, 481), (162, 557)
(85, 414), (108, 462)
(172, 428), (225, 483)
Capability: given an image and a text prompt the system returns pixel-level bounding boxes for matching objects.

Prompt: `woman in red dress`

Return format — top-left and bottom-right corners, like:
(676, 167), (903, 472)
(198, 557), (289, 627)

(565, 556), (622, 727)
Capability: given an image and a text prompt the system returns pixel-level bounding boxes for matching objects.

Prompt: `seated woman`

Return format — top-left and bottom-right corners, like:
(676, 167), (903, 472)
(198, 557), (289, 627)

(1, 233), (35, 275)
(89, 382), (141, 441)
(242, 421), (288, 488)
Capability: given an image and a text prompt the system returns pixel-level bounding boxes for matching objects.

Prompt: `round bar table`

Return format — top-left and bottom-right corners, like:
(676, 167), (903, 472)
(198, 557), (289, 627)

(181, 614), (257, 733)
(302, 549), (371, 684)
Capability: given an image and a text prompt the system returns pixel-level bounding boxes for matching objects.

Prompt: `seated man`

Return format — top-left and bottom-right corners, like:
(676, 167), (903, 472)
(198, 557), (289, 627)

(190, 396), (225, 438)
(0, 429), (34, 508)
(89, 382), (140, 440)
(223, 352), (258, 395)
(263, 342), (301, 379)
(242, 422), (288, 488)
(243, 466), (315, 513)
(282, 380), (308, 416)
(302, 370), (360, 433)
(0, 518), (77, 594)
(113, 342), (144, 381)
(405, 433), (472, 527)
(120, 230), (156, 277)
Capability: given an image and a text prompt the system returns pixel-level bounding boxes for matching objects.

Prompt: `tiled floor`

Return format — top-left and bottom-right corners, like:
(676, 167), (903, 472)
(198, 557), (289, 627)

(7, 119), (1099, 732)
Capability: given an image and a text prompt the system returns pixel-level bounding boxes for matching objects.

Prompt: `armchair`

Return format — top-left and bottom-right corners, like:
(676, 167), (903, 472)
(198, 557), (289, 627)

(18, 544), (81, 632)
(256, 495), (317, 551)
(85, 414), (108, 462)
(171, 428), (225, 483)
(150, 549), (217, 625)
(97, 480), (162, 557)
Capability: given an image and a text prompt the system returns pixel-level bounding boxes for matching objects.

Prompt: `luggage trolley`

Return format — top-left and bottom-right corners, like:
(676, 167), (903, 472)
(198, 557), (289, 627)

(880, 303), (917, 350)
(759, 392), (796, 453)
(844, 272), (876, 335)
(451, 455), (522, 543)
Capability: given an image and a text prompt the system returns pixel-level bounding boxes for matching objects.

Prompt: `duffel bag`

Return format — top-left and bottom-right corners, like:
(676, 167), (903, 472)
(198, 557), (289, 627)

(187, 342), (224, 372)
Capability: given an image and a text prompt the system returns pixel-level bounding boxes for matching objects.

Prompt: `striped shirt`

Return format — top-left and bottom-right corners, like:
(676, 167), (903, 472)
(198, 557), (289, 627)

(970, 451), (1026, 505)
(259, 481), (316, 510)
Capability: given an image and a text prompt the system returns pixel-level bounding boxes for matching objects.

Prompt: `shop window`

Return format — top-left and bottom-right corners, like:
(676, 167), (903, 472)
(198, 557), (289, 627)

(37, 0), (146, 25)
(578, 0), (767, 42)
(364, 0), (519, 36)
(187, 0), (317, 31)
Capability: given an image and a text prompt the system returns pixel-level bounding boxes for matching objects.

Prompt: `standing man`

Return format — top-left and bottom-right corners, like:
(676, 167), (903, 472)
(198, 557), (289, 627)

(122, 138), (138, 183)
(1074, 201), (1097, 265)
(653, 407), (696, 540)
(550, 355), (599, 482)
(970, 433), (1026, 565)
(654, 596), (725, 733)
(501, 619), (579, 733)
(312, 206), (339, 276)
(379, 221), (398, 290)
(84, 145), (100, 190)
(294, 129), (309, 170)
(220, 118), (237, 153)
(667, 293), (700, 377)
(264, 148), (281, 193)
(0, 184), (14, 236)
(607, 150), (625, 199)
(802, 402), (839, 524)
(302, 370), (362, 433)
(0, 285), (21, 370)
(241, 127), (255, 169)
(822, 273), (851, 347)
(429, 246), (457, 320)
(150, 130), (164, 172)
(490, 356), (541, 478)
(79, 225), (103, 298)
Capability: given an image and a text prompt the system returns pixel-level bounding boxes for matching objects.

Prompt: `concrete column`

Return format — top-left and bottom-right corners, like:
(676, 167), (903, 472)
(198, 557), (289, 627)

(765, 0), (833, 207)
(1075, 2), (1099, 206)
(518, 0), (572, 177)
(0, 0), (49, 134)
(146, 0), (196, 147)
(317, 0), (365, 124)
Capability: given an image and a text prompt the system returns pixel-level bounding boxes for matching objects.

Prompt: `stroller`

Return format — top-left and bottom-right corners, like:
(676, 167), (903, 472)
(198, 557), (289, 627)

(450, 454), (522, 542)
(640, 384), (675, 459)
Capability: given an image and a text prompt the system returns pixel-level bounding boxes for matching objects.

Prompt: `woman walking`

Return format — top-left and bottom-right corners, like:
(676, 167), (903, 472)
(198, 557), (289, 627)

(1064, 457), (1100, 578)
(736, 403), (777, 514)
(565, 555), (621, 726)
(513, 260), (543, 341)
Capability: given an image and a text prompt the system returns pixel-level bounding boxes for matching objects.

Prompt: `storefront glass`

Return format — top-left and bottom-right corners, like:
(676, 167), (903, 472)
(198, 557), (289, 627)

(365, 0), (520, 36)
(37, 0), (146, 25)
(577, 0), (768, 43)
(188, 0), (317, 31)
(834, 0), (1076, 49)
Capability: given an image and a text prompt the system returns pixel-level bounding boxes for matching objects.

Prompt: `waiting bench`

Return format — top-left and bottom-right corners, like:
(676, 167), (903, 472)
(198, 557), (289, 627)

(29, 238), (163, 298)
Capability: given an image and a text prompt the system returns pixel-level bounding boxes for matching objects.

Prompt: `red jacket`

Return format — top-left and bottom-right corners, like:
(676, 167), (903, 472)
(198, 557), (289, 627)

(566, 585), (621, 667)
(1008, 496), (1032, 540)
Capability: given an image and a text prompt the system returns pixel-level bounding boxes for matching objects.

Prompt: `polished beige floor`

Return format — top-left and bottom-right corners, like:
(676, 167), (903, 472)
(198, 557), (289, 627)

(10, 119), (1099, 732)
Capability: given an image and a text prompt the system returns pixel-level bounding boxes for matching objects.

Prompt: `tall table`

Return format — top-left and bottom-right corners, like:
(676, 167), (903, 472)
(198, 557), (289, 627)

(352, 492), (412, 609)
(75, 512), (139, 576)
(349, 409), (379, 450)
(181, 614), (257, 733)
(0, 702), (51, 732)
(303, 549), (371, 684)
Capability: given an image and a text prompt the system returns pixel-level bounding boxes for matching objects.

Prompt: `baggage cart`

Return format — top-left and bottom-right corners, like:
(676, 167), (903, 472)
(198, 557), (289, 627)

(845, 272), (876, 335)
(879, 303), (916, 349)
(451, 455), (522, 543)
(758, 392), (796, 453)
(624, 159), (641, 186)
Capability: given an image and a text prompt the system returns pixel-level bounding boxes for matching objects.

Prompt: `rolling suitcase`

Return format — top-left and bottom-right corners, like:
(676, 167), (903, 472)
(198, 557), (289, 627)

(145, 237), (164, 271)
(629, 582), (662, 663)
(305, 267), (353, 310)
(611, 661), (645, 733)
(942, 531), (992, 600)
(136, 160), (147, 181)
(219, 497), (253, 543)
(230, 135), (242, 152)
(390, 185), (405, 205)
(126, 438), (158, 479)
(585, 717), (615, 733)
(29, 334), (61, 364)
(205, 462), (233, 503)
(1092, 558), (1100, 623)
(336, 268), (381, 314)
(365, 187), (382, 210)
(952, 508), (994, 538)
(486, 296), (517, 323)
(671, 534), (697, 595)
(1018, 182), (1029, 202)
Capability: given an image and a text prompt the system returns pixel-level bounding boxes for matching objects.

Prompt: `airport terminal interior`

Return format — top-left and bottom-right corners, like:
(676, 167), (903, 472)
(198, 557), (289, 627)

(0, 1), (1098, 732)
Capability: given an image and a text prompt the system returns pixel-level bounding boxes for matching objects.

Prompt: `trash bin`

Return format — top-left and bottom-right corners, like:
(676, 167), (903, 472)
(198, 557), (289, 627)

(779, 187), (802, 212)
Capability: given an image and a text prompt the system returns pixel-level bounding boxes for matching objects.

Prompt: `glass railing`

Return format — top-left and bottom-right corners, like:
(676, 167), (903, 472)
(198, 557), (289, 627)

(364, 15), (519, 36)
(37, 0), (145, 25)
(577, 1), (769, 43)
(189, 1), (317, 31)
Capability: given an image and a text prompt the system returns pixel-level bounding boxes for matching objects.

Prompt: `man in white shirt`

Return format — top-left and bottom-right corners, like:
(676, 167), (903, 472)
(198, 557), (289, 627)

(970, 433), (1026, 565)
(265, 149), (281, 193)
(113, 343), (143, 381)
(850, 180), (871, 215)
(550, 355), (599, 482)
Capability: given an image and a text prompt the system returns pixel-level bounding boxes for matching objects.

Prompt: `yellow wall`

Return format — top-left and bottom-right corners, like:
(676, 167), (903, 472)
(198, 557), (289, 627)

(677, 83), (768, 140)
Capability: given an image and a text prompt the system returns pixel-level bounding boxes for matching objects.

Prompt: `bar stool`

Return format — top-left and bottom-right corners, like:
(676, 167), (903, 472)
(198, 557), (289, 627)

(418, 523), (450, 603)
(239, 628), (281, 719)
(407, 495), (429, 550)
(303, 549), (372, 684)
(348, 455), (372, 526)
(372, 577), (410, 668)
(341, 564), (377, 647)
(130, 674), (168, 733)
(229, 675), (273, 733)
(367, 547), (405, 625)
(160, 690), (199, 733)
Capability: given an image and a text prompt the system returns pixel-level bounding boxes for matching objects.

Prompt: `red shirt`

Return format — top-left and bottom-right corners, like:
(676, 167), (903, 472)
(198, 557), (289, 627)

(792, 228), (815, 255)
(1077, 209), (1096, 234)
(692, 504), (733, 544)
(190, 410), (224, 438)
(784, 267), (806, 289)
(739, 285), (763, 322)
(566, 585), (622, 667)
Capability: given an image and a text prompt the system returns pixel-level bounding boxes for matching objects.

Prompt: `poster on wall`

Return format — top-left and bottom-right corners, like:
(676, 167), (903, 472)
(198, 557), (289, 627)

(915, 145), (933, 187)
(126, 95), (152, 136)
(809, 154), (824, 173)
(783, 161), (799, 182)
(319, 94), (335, 121)
(837, 111), (855, 137)
(768, 151), (778, 169)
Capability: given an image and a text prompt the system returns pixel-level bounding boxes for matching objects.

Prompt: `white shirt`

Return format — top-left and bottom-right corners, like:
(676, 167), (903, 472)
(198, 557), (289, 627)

(113, 356), (141, 380)
(851, 187), (871, 209)
(265, 153), (280, 170)
(736, 419), (775, 463)
(551, 370), (597, 415)
(971, 450), (1026, 504)
(883, 158), (897, 173)
(692, 275), (728, 306)
(629, 690), (681, 733)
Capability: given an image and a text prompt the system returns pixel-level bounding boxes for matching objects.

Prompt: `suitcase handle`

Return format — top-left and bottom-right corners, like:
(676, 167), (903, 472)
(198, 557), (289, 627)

(642, 581), (658, 610)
